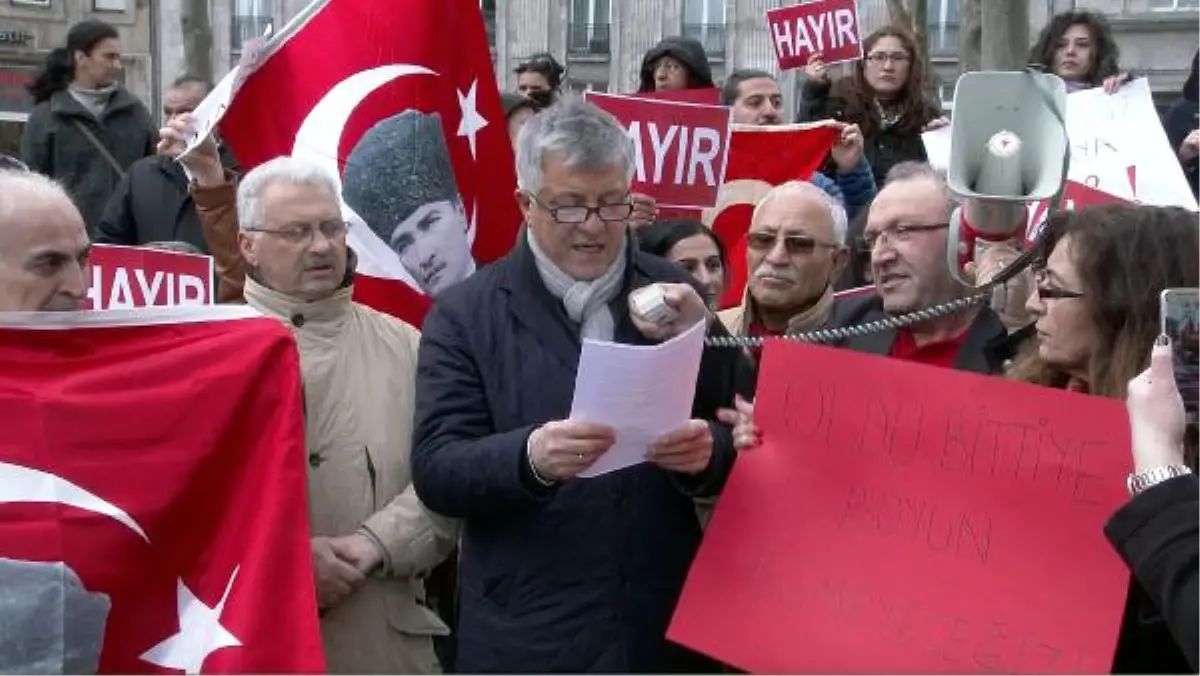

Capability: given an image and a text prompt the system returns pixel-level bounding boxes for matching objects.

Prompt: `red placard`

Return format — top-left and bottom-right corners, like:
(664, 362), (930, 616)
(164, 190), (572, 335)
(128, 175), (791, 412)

(767, 0), (865, 71)
(1025, 172), (1134, 244)
(85, 245), (215, 310)
(669, 341), (1131, 674)
(585, 92), (732, 209)
(634, 87), (723, 106)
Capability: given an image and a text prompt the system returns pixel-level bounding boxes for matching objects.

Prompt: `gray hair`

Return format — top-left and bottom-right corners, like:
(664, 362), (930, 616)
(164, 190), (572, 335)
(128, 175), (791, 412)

(236, 155), (339, 232)
(0, 170), (78, 228)
(882, 161), (961, 218)
(516, 94), (636, 193)
(752, 180), (850, 246)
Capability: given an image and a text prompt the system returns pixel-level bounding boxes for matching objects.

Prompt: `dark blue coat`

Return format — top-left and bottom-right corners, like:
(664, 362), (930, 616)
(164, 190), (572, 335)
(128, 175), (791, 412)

(411, 234), (742, 673)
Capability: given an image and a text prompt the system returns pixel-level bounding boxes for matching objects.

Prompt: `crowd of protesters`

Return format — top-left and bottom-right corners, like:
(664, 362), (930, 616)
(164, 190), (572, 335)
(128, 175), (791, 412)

(0, 7), (1196, 675)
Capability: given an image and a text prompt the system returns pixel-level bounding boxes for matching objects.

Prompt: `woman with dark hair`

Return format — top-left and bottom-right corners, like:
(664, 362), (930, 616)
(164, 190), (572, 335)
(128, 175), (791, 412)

(637, 218), (727, 310)
(19, 19), (156, 234)
(514, 52), (564, 107)
(796, 25), (945, 187)
(1028, 9), (1130, 93)
(1013, 203), (1198, 673)
(1162, 51), (1199, 198)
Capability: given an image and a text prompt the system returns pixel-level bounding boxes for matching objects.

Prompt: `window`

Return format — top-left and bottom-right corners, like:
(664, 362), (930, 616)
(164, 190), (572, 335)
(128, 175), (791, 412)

(1151, 0), (1199, 9)
(93, 0), (127, 10)
(10, 0), (51, 6)
(939, 81), (955, 111)
(926, 0), (960, 56)
(232, 0), (273, 55)
(568, 0), (611, 56)
(480, 0), (496, 47)
(682, 0), (726, 57)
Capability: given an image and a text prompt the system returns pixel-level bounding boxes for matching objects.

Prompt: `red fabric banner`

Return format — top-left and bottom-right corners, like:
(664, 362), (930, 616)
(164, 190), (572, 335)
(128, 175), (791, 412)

(0, 307), (324, 674)
(218, 0), (521, 328)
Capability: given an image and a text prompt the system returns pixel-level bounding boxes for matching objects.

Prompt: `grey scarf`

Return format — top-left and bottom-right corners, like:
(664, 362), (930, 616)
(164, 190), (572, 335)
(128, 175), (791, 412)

(527, 229), (627, 341)
(68, 83), (117, 118)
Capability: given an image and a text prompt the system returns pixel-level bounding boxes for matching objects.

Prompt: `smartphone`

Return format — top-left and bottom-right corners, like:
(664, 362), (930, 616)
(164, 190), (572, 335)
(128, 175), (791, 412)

(1160, 288), (1199, 414)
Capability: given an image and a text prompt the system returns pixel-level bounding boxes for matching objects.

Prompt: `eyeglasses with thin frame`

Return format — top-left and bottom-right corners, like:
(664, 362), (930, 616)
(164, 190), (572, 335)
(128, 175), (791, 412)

(865, 52), (911, 66)
(1033, 269), (1084, 300)
(860, 222), (948, 251)
(747, 231), (840, 257)
(247, 220), (349, 246)
(525, 192), (634, 224)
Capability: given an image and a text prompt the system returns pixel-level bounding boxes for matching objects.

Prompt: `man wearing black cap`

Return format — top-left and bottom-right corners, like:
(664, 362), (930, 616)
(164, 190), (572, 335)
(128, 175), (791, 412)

(342, 110), (476, 297)
(638, 36), (714, 93)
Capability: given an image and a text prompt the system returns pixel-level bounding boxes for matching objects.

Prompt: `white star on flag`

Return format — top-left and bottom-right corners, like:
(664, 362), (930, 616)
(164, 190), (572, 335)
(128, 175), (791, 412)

(457, 79), (488, 160)
(140, 567), (243, 674)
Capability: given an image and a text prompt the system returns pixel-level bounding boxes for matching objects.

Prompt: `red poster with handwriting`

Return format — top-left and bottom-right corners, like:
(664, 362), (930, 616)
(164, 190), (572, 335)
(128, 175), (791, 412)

(669, 341), (1131, 674)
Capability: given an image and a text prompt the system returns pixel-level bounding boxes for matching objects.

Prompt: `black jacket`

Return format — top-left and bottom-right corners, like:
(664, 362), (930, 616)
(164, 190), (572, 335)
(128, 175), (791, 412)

(410, 234), (740, 673)
(94, 147), (240, 253)
(19, 88), (156, 233)
(1162, 52), (1199, 199)
(1106, 475), (1198, 673)
(796, 77), (942, 187)
(638, 36), (714, 93)
(825, 294), (1009, 374)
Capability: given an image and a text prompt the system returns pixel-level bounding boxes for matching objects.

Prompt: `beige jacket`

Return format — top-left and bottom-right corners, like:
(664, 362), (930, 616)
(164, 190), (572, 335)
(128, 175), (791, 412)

(243, 276), (459, 674)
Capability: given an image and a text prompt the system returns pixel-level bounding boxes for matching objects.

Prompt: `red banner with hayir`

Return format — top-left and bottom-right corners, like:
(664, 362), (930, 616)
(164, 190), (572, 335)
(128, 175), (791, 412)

(767, 0), (864, 71)
(586, 92), (732, 210)
(0, 306), (323, 673)
(669, 341), (1131, 674)
(84, 244), (214, 310)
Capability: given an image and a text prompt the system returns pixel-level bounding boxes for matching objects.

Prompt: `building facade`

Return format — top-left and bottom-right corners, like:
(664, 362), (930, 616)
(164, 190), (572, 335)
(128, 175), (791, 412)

(487, 0), (1197, 111)
(0, 0), (156, 156)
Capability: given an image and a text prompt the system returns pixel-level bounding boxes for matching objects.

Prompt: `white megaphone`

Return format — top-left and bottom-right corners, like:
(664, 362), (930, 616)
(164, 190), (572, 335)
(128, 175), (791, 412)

(945, 70), (1070, 287)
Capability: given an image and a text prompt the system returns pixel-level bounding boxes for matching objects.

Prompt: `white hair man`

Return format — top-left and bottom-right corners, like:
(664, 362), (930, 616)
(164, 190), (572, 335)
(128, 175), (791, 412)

(410, 95), (744, 673)
(0, 169), (90, 312)
(718, 180), (849, 365)
(234, 156), (458, 674)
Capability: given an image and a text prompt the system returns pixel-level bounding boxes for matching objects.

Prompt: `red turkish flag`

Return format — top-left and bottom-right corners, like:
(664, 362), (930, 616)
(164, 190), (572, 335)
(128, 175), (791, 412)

(218, 0), (521, 327)
(660, 123), (838, 309)
(0, 307), (323, 674)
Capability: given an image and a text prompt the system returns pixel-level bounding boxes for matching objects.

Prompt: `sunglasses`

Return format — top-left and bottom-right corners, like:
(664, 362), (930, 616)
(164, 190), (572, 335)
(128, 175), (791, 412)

(747, 231), (839, 256)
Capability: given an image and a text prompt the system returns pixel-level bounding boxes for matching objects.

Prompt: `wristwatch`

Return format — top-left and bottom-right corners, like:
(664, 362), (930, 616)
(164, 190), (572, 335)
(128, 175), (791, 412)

(1126, 465), (1193, 496)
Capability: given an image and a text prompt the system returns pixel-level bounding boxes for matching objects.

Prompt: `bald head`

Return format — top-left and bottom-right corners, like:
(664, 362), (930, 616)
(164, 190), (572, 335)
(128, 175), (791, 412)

(0, 171), (90, 311)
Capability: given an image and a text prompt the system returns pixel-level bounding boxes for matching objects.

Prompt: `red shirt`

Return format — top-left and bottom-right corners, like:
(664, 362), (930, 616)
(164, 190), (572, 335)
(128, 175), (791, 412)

(746, 320), (775, 362)
(888, 328), (969, 369)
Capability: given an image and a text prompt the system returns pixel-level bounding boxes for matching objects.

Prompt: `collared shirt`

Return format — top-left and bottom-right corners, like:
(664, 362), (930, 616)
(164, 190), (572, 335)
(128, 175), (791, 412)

(889, 327), (969, 368)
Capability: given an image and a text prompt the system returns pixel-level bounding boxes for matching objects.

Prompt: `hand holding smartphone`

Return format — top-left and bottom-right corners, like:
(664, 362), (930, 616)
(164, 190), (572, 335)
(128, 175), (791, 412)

(1160, 288), (1199, 415)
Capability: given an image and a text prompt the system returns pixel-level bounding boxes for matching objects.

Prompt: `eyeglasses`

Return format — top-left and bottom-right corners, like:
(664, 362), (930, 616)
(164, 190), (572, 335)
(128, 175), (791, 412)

(865, 52), (911, 66)
(860, 222), (948, 251)
(247, 220), (348, 245)
(527, 193), (633, 224)
(1034, 269), (1084, 300)
(747, 231), (840, 256)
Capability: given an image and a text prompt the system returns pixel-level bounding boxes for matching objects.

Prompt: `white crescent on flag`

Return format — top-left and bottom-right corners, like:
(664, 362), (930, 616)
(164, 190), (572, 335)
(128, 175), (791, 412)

(291, 64), (439, 290)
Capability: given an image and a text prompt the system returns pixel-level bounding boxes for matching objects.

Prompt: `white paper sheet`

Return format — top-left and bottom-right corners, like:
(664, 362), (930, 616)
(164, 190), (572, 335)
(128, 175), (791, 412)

(921, 125), (952, 173)
(570, 319), (707, 478)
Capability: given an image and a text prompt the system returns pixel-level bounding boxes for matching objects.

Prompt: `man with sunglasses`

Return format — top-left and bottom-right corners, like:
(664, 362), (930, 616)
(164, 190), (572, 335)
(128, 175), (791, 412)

(828, 161), (1008, 372)
(410, 95), (742, 673)
(230, 155), (460, 674)
(718, 180), (849, 373)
